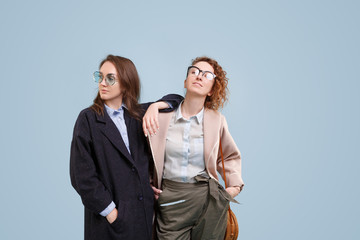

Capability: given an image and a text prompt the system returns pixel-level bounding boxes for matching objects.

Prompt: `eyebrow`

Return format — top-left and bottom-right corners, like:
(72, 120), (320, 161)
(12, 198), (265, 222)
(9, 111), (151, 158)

(99, 72), (117, 76)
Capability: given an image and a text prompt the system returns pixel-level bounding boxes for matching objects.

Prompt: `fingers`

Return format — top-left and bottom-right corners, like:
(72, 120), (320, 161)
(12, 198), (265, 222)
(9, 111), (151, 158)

(152, 186), (162, 194)
(143, 116), (153, 137)
(142, 103), (161, 137)
(143, 114), (159, 137)
(154, 117), (159, 132)
(151, 186), (162, 200)
(143, 117), (155, 137)
(142, 119), (148, 137)
(148, 118), (156, 136)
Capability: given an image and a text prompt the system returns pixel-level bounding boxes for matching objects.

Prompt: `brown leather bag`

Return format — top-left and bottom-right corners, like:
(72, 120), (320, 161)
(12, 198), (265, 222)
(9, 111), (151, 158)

(220, 139), (239, 240)
(225, 208), (239, 240)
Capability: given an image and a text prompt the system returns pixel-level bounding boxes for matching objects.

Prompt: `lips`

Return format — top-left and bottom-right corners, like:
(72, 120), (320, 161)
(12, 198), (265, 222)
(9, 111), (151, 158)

(193, 82), (203, 87)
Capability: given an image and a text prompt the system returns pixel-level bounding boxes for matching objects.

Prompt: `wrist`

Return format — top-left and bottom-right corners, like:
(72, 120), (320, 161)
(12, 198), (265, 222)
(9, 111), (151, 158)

(154, 102), (162, 109)
(154, 101), (169, 110)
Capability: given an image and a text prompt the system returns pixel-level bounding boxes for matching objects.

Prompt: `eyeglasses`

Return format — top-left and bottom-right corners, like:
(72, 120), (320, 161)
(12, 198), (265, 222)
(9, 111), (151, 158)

(187, 66), (216, 81)
(93, 71), (118, 86)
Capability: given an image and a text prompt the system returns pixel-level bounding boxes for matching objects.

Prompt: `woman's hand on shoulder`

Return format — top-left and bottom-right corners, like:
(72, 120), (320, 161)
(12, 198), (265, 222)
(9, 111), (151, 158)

(142, 102), (162, 137)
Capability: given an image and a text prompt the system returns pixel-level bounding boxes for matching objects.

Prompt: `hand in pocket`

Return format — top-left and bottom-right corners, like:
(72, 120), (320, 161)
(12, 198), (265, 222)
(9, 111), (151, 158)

(106, 208), (118, 224)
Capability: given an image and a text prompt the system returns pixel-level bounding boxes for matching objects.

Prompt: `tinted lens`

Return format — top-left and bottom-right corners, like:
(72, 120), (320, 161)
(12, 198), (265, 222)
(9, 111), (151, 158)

(105, 74), (116, 86)
(93, 71), (102, 83)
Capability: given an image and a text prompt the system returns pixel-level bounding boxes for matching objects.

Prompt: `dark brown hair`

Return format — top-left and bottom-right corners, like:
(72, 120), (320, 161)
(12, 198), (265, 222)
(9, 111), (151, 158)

(90, 55), (141, 119)
(191, 56), (229, 110)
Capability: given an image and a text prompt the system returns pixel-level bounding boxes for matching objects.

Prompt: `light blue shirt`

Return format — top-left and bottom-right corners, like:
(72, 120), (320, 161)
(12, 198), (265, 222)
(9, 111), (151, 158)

(100, 104), (130, 217)
(104, 104), (131, 154)
(163, 103), (208, 183)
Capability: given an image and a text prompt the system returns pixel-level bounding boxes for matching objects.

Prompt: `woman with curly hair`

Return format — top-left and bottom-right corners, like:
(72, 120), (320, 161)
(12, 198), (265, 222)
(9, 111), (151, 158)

(143, 56), (244, 239)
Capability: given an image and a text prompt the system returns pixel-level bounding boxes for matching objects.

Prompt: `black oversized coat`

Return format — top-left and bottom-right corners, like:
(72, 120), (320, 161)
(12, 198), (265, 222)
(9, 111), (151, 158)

(70, 95), (183, 240)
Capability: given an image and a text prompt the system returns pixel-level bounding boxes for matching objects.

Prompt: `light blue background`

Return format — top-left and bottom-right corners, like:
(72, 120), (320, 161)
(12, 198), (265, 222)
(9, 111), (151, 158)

(0, 0), (359, 239)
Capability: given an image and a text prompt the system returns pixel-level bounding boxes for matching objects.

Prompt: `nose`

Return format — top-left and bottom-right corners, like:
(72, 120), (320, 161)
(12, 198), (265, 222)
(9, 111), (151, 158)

(99, 77), (107, 86)
(196, 70), (203, 81)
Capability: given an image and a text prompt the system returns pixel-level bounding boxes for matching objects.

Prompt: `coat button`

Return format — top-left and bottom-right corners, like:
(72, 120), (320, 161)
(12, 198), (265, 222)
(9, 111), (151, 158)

(138, 194), (143, 201)
(131, 167), (136, 172)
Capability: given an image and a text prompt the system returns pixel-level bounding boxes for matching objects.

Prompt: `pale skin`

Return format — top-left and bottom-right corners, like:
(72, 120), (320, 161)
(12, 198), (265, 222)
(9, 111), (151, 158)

(98, 61), (171, 223)
(143, 61), (241, 199)
(142, 102), (169, 137)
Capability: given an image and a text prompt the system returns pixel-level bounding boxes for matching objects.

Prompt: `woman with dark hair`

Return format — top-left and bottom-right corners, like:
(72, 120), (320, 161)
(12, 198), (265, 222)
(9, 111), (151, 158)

(144, 56), (244, 239)
(70, 55), (182, 240)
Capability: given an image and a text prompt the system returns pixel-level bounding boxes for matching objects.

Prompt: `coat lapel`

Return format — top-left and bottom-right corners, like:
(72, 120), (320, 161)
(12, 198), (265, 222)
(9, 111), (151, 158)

(124, 109), (140, 163)
(96, 110), (134, 163)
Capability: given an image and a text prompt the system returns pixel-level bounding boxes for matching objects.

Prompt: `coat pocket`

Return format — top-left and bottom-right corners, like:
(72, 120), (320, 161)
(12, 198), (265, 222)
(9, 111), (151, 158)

(110, 201), (128, 233)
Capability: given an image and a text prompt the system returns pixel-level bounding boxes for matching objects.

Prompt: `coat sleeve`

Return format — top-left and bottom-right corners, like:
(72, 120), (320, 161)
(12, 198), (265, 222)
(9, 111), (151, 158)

(217, 115), (244, 190)
(70, 111), (113, 214)
(141, 94), (184, 115)
(157, 94), (184, 112)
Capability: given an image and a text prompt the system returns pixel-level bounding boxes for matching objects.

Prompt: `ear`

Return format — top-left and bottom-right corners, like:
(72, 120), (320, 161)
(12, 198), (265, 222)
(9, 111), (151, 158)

(207, 91), (213, 96)
(184, 79), (187, 89)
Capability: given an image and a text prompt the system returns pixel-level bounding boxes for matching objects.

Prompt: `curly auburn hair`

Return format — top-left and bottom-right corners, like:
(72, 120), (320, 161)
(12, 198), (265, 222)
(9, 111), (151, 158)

(191, 56), (229, 110)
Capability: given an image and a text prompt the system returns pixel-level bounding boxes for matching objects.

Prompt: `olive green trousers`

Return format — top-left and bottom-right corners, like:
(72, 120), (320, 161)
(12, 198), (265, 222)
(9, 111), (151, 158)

(156, 176), (235, 240)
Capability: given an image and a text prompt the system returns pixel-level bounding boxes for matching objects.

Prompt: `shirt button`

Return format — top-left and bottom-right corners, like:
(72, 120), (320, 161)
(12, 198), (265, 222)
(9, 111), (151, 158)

(138, 194), (143, 201)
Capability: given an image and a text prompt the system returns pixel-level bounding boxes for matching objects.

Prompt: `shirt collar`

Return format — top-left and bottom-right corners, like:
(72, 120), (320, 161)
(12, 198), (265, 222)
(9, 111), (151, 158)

(175, 102), (204, 124)
(104, 103), (127, 116)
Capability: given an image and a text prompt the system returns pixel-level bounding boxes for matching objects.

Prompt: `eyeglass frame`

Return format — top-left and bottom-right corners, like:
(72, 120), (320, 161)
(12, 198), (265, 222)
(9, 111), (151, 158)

(93, 71), (119, 86)
(186, 66), (216, 81)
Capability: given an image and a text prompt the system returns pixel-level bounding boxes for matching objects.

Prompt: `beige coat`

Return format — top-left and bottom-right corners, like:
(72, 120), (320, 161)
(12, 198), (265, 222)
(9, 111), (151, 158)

(148, 108), (244, 190)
